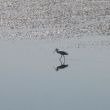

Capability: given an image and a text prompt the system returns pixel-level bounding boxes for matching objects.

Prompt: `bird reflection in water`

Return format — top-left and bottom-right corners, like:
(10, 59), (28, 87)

(56, 59), (68, 71)
(54, 48), (69, 71)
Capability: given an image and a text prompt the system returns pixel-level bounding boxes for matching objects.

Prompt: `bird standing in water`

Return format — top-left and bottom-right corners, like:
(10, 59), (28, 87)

(55, 48), (68, 60)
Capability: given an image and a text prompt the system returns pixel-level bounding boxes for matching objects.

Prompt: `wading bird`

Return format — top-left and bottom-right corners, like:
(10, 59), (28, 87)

(54, 48), (68, 60)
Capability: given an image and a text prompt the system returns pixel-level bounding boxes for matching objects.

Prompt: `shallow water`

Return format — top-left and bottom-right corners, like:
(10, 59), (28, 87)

(0, 39), (110, 110)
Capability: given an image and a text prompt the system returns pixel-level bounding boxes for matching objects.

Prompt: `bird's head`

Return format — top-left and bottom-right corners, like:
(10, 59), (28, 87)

(53, 48), (59, 53)
(55, 48), (59, 52)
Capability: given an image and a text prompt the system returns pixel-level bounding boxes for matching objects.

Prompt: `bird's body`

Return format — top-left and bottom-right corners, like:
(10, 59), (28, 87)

(55, 49), (68, 56)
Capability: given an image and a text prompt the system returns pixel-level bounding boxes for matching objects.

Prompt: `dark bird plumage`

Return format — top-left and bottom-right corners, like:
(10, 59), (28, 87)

(55, 48), (68, 56)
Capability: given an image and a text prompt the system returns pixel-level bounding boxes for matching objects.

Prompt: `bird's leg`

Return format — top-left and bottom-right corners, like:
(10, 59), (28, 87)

(59, 55), (62, 61)
(59, 58), (63, 65)
(62, 55), (65, 64)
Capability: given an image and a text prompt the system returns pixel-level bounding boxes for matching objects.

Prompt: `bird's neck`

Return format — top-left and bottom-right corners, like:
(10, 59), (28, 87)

(56, 50), (59, 53)
(57, 50), (60, 53)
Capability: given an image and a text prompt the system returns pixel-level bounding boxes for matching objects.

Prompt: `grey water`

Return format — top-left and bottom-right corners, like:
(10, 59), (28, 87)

(0, 39), (110, 110)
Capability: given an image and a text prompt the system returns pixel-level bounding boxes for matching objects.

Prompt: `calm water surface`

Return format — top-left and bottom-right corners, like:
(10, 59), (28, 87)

(0, 39), (110, 110)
